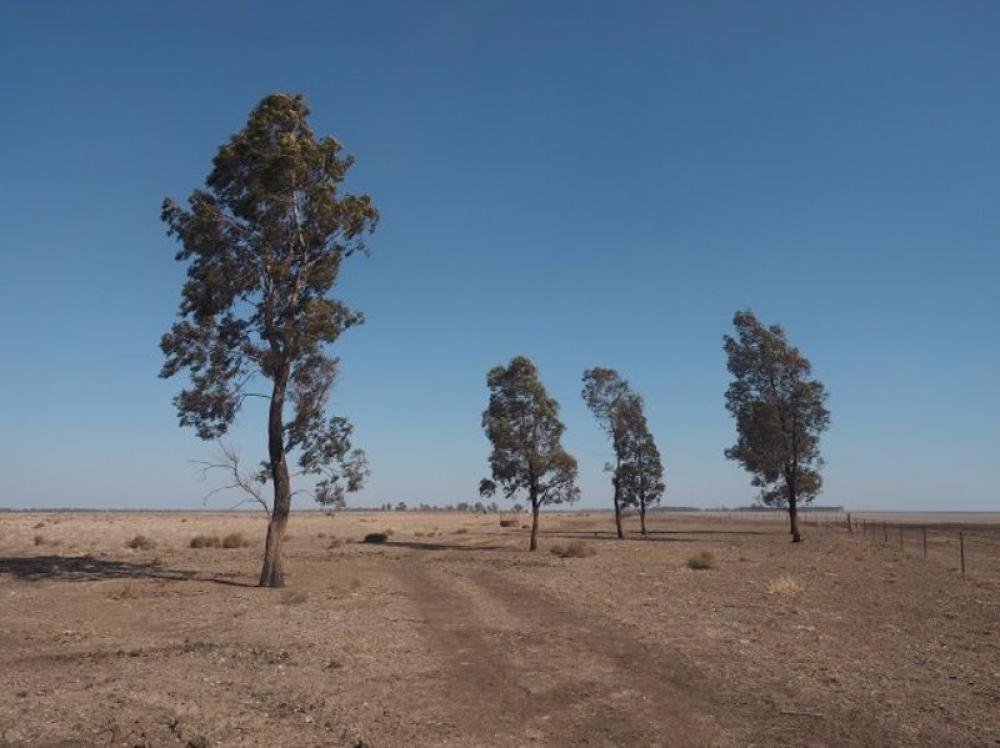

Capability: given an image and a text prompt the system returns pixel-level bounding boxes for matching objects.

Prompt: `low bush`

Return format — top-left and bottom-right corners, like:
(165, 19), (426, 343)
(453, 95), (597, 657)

(126, 535), (155, 550)
(686, 551), (718, 570)
(222, 532), (250, 549)
(279, 590), (308, 606)
(362, 532), (388, 544)
(766, 575), (803, 596)
(190, 534), (222, 549)
(499, 519), (518, 528)
(453, 527), (468, 535)
(33, 534), (44, 546)
(327, 538), (343, 549)
(550, 541), (596, 558)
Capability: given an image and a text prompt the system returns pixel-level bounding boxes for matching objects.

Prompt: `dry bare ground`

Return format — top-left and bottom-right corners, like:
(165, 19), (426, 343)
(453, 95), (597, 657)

(1, 510), (998, 746)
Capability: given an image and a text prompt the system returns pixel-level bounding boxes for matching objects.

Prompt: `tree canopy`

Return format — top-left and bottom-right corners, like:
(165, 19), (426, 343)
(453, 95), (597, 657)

(723, 310), (830, 542)
(480, 356), (579, 550)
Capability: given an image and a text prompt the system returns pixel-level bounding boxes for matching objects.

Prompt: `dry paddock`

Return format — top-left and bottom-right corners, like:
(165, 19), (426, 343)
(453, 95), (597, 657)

(0, 510), (998, 747)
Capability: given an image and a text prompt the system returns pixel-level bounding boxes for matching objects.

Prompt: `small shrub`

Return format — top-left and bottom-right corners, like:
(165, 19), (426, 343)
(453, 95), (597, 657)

(190, 534), (222, 549)
(766, 575), (803, 596)
(362, 532), (388, 544)
(686, 551), (718, 570)
(317, 532), (326, 538)
(384, 529), (395, 537)
(499, 519), (517, 528)
(33, 534), (44, 546)
(550, 541), (596, 559)
(521, 524), (530, 529)
(328, 538), (343, 549)
(33, 521), (45, 529)
(453, 527), (468, 535)
(222, 532), (250, 549)
(126, 535), (155, 550)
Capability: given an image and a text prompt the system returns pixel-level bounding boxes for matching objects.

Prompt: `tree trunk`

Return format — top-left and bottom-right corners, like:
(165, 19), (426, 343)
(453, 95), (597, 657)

(639, 503), (647, 536)
(613, 495), (624, 539)
(259, 374), (291, 587)
(788, 494), (801, 544)
(529, 500), (540, 551)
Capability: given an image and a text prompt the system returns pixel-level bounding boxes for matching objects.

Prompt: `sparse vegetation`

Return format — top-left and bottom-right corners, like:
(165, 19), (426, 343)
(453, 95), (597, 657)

(453, 527), (468, 535)
(550, 541), (596, 558)
(499, 519), (517, 528)
(686, 551), (718, 570)
(189, 534), (222, 549)
(279, 590), (309, 605)
(126, 535), (155, 550)
(766, 575), (803, 595)
(362, 532), (388, 544)
(222, 532), (251, 549)
(33, 534), (44, 546)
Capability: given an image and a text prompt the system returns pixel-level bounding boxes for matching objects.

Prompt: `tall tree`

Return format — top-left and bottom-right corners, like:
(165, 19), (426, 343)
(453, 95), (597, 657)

(616, 394), (666, 536)
(480, 356), (579, 550)
(160, 94), (378, 586)
(723, 310), (830, 542)
(581, 367), (633, 538)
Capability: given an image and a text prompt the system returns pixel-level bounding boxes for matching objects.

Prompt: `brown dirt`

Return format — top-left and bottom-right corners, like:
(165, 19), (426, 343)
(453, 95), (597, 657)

(0, 510), (998, 746)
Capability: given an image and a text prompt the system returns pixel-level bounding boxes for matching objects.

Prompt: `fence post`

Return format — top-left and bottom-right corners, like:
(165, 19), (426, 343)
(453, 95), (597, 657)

(960, 532), (966, 577)
(847, 512), (852, 533)
(883, 521), (888, 543)
(899, 525), (904, 551)
(922, 527), (927, 559)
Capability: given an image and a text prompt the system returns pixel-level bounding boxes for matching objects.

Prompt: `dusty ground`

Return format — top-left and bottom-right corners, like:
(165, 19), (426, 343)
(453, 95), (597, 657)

(1, 510), (998, 747)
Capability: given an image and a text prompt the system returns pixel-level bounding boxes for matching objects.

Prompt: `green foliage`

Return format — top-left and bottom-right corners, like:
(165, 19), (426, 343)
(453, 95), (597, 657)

(581, 368), (665, 517)
(480, 356), (579, 509)
(159, 94), (376, 520)
(723, 310), (830, 508)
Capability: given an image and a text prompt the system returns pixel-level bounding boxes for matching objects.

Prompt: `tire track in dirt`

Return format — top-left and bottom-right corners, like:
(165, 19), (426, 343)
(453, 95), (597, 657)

(394, 561), (740, 746)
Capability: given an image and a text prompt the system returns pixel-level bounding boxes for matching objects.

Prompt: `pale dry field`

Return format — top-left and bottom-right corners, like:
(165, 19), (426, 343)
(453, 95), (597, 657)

(1, 510), (998, 747)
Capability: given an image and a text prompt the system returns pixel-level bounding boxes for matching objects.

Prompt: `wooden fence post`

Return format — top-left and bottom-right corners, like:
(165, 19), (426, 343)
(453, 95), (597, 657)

(899, 525), (904, 551)
(847, 512), (852, 533)
(883, 521), (888, 543)
(922, 527), (927, 559)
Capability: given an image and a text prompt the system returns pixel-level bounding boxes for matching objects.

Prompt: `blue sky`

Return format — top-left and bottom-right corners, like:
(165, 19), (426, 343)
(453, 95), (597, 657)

(1, 1), (997, 510)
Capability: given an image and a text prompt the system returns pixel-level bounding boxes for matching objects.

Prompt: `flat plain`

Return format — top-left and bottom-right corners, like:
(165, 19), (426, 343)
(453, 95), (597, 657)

(1, 510), (998, 747)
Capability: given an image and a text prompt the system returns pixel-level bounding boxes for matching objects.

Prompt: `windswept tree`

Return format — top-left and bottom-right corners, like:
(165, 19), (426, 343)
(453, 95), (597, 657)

(159, 94), (378, 587)
(480, 356), (579, 550)
(723, 310), (830, 542)
(616, 394), (665, 536)
(581, 367), (633, 538)
(582, 368), (665, 537)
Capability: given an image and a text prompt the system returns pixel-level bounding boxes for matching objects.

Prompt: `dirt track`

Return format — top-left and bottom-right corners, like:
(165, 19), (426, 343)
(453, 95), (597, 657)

(1, 510), (998, 746)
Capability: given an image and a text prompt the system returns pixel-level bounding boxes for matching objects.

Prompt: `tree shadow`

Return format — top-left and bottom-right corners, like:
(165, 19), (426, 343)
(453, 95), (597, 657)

(537, 530), (700, 543)
(381, 540), (515, 553)
(0, 555), (257, 587)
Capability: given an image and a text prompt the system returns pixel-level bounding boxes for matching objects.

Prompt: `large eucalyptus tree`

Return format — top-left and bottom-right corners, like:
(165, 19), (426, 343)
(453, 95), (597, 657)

(723, 310), (830, 542)
(160, 94), (377, 586)
(480, 356), (579, 550)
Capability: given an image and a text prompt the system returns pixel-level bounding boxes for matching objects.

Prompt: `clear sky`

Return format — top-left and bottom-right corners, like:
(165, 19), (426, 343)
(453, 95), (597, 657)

(1, 1), (997, 511)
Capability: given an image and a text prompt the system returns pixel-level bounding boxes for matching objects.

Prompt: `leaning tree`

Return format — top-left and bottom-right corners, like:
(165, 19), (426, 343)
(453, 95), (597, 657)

(581, 367), (634, 538)
(160, 94), (377, 586)
(480, 356), (579, 550)
(723, 310), (830, 542)
(615, 394), (665, 536)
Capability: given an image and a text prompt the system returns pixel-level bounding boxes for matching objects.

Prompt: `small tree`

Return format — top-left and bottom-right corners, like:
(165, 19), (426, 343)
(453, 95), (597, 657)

(615, 394), (665, 535)
(159, 94), (377, 586)
(480, 356), (579, 550)
(723, 310), (830, 542)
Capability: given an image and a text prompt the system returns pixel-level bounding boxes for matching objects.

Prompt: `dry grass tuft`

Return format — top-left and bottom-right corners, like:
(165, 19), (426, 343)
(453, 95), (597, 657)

(327, 538), (343, 549)
(499, 519), (518, 528)
(766, 574), (803, 596)
(362, 532), (388, 544)
(686, 551), (718, 570)
(550, 541), (596, 559)
(33, 534), (45, 546)
(453, 527), (469, 535)
(189, 534), (222, 549)
(222, 532), (251, 549)
(126, 535), (155, 550)
(279, 590), (309, 606)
